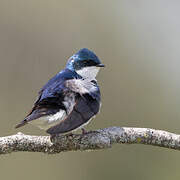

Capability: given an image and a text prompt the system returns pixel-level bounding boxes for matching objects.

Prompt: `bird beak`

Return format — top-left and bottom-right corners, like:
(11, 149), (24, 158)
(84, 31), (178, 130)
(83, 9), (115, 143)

(96, 64), (105, 67)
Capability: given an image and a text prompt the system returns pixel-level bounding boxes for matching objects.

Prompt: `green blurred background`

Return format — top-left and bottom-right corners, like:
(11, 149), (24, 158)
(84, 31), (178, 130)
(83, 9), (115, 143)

(0, 0), (180, 179)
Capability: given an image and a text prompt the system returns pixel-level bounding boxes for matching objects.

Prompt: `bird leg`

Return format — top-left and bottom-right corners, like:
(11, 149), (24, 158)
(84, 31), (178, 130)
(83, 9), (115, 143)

(50, 134), (58, 142)
(81, 128), (100, 135)
(81, 128), (88, 134)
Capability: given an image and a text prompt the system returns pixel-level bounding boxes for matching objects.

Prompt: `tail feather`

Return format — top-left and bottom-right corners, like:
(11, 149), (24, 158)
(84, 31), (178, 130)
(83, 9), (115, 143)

(15, 120), (27, 129)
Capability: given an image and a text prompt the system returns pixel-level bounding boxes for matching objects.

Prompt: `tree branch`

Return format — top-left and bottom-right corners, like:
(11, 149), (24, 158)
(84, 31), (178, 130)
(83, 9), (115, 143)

(0, 127), (180, 154)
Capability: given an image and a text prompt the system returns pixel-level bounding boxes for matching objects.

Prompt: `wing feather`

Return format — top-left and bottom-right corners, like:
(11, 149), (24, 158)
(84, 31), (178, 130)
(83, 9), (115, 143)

(15, 69), (101, 133)
(46, 93), (100, 135)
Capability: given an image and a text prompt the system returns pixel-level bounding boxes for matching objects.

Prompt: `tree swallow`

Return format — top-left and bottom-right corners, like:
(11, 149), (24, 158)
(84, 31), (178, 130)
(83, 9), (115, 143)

(15, 48), (105, 135)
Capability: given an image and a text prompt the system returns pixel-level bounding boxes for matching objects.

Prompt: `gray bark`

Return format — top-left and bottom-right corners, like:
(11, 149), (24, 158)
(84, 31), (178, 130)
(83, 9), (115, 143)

(0, 127), (180, 154)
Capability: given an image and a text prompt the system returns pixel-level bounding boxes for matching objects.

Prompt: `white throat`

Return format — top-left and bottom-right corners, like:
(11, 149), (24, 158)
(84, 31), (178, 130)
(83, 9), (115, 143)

(76, 66), (100, 79)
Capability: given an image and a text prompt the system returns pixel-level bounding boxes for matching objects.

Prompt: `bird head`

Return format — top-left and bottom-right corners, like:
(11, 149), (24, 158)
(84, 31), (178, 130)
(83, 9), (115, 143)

(66, 48), (104, 79)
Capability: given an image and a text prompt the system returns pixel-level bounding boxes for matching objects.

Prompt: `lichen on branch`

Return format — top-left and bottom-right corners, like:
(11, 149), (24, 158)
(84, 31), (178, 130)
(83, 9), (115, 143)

(0, 127), (180, 155)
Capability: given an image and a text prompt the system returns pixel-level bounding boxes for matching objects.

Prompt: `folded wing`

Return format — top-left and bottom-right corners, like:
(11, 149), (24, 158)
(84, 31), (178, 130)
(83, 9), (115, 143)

(46, 93), (100, 135)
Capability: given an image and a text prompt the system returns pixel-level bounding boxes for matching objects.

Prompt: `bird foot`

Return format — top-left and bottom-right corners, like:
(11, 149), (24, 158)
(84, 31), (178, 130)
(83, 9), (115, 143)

(50, 132), (74, 142)
(81, 128), (97, 135)
(50, 134), (59, 142)
(81, 128), (88, 134)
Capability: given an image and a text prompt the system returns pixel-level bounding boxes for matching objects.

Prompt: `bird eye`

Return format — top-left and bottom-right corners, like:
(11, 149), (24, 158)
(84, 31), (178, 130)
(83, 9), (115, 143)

(84, 60), (98, 66)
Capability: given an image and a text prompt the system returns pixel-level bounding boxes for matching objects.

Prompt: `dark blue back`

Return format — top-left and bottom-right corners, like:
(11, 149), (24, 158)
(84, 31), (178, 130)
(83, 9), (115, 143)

(39, 68), (81, 101)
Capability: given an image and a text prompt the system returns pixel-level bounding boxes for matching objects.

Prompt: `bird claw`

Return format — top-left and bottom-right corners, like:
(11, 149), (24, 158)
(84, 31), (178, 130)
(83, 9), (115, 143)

(81, 128), (97, 135)
(81, 128), (88, 134)
(50, 134), (59, 142)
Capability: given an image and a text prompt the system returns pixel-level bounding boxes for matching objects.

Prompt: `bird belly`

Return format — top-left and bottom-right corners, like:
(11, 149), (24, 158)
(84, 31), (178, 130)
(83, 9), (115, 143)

(29, 110), (67, 130)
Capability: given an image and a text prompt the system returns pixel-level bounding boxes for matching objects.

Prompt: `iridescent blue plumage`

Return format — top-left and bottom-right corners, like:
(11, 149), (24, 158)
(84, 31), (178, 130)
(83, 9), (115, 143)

(15, 48), (104, 135)
(39, 69), (81, 100)
(66, 48), (102, 71)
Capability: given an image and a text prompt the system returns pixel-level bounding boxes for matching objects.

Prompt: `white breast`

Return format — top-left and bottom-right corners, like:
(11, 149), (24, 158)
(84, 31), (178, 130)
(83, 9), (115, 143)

(65, 78), (98, 96)
(76, 66), (100, 79)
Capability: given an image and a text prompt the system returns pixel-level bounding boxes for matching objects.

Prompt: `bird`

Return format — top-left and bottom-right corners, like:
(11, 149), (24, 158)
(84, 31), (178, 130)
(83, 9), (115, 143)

(15, 48), (105, 136)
